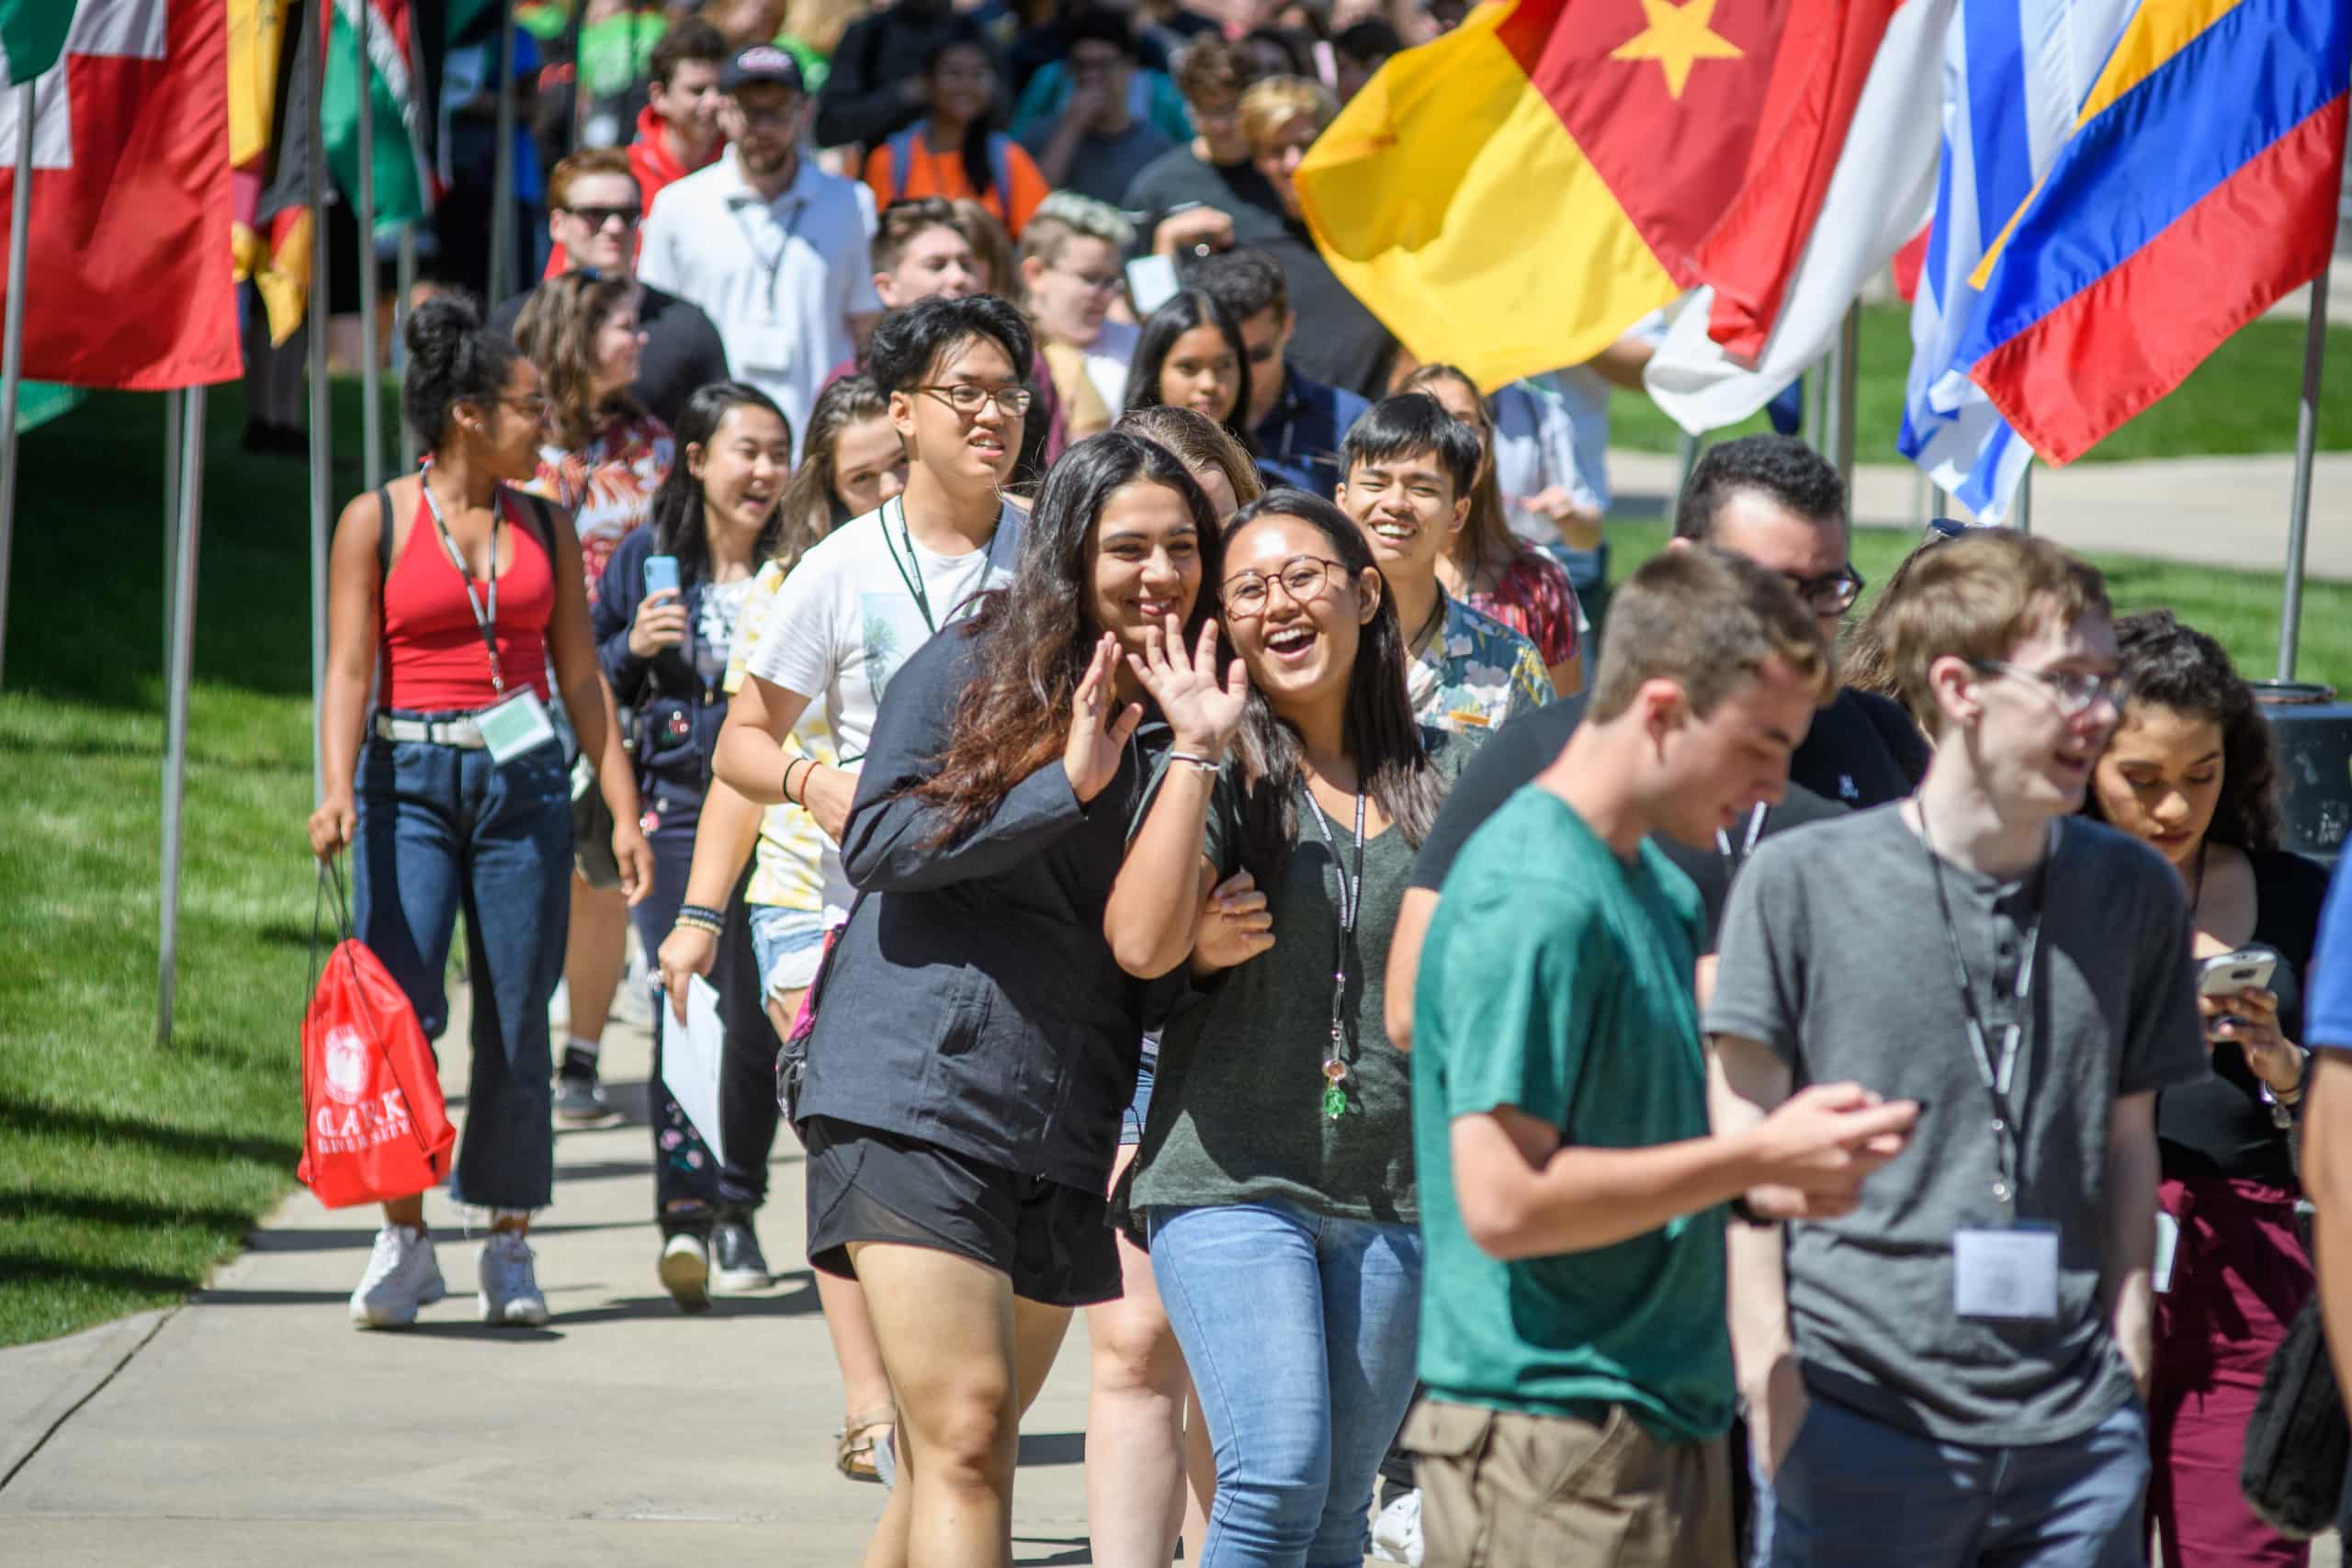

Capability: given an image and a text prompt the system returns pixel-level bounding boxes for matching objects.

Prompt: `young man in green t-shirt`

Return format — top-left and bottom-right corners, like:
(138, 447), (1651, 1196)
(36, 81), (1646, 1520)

(1406, 547), (1920, 1567)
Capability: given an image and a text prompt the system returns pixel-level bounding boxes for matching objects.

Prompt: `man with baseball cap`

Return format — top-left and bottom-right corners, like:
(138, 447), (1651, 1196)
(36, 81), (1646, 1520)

(639, 45), (883, 458)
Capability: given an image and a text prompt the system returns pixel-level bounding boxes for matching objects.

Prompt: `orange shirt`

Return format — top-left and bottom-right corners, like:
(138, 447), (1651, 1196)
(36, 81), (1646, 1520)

(862, 130), (1050, 238)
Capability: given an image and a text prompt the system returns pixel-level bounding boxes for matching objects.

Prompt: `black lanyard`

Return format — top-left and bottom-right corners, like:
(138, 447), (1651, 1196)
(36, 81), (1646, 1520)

(421, 468), (510, 694)
(1918, 806), (2054, 1210)
(879, 497), (1002, 636)
(1300, 779), (1366, 1122)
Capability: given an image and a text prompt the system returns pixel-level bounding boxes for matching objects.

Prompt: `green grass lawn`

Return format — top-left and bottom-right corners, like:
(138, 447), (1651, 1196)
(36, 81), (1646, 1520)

(1607, 302), (2352, 465)
(0, 367), (2346, 1348)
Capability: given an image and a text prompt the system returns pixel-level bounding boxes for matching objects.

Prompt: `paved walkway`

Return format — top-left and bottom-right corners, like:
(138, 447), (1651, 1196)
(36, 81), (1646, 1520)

(1607, 449), (2352, 583)
(0, 995), (1104, 1565)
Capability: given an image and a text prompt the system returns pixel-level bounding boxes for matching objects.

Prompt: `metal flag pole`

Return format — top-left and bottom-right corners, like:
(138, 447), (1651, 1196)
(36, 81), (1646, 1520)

(2012, 461), (2034, 535)
(164, 387), (183, 670)
(309, 0), (334, 803)
(488, 0), (518, 302)
(0, 80), (36, 694)
(2276, 264), (2331, 682)
(1827, 302), (1860, 504)
(157, 385), (209, 1046)
(355, 0), (381, 490)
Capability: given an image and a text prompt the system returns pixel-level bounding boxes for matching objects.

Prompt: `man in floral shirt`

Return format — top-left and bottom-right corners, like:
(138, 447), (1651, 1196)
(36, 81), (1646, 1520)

(1336, 394), (1553, 735)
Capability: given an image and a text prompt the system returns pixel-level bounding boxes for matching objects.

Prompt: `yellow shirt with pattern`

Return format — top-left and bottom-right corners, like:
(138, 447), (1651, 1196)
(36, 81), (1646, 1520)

(726, 559), (836, 914)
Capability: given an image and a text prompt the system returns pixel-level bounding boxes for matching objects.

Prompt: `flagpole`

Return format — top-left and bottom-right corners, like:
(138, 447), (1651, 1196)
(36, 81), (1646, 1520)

(2275, 264), (2332, 682)
(164, 387), (183, 671)
(355, 0), (382, 491)
(0, 80), (35, 694)
(2013, 461), (2034, 535)
(1827, 302), (1860, 504)
(489, 0), (518, 301)
(157, 385), (208, 1047)
(309, 0), (334, 804)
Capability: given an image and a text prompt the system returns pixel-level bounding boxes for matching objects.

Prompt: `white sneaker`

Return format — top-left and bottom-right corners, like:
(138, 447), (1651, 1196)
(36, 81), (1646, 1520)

(1370, 1489), (1424, 1565)
(477, 1230), (549, 1326)
(349, 1225), (447, 1329)
(658, 1231), (711, 1314)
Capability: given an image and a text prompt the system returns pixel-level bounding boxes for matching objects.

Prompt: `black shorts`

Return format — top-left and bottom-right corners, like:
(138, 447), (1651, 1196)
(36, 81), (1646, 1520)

(803, 1116), (1124, 1308)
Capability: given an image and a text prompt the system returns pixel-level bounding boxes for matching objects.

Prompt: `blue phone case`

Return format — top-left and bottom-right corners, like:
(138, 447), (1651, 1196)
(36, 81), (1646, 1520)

(643, 555), (680, 598)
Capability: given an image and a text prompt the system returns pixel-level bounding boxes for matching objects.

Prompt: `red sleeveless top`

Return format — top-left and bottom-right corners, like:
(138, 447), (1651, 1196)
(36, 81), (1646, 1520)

(382, 488), (555, 711)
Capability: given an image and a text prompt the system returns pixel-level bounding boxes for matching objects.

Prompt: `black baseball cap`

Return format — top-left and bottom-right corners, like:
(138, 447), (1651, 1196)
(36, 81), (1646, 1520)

(723, 45), (806, 94)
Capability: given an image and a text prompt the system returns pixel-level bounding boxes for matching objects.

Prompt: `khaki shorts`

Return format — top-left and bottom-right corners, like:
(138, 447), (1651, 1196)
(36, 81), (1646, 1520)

(1403, 1398), (1733, 1568)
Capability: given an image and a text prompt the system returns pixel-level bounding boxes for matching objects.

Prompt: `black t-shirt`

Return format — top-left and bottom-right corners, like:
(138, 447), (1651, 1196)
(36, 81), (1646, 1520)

(1408, 692), (1853, 953)
(2157, 846), (2334, 1187)
(489, 281), (729, 430)
(1790, 687), (1930, 809)
(1122, 146), (1291, 258)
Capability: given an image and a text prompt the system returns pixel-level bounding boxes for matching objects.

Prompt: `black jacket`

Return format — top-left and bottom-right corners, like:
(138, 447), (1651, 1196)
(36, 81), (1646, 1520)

(593, 526), (729, 800)
(798, 624), (1170, 1191)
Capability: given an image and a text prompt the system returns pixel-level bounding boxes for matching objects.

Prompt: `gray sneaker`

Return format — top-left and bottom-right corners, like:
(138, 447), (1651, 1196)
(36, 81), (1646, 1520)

(552, 1049), (620, 1130)
(349, 1225), (447, 1329)
(477, 1231), (549, 1326)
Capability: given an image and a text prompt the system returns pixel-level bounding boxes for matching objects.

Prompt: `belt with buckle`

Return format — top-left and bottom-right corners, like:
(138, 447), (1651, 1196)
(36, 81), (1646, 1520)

(375, 713), (489, 749)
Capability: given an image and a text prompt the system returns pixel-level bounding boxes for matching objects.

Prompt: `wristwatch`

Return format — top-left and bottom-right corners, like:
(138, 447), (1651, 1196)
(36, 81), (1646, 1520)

(1728, 1195), (1776, 1227)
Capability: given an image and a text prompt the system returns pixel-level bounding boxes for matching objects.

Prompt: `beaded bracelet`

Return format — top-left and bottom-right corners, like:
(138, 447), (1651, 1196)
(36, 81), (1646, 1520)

(673, 904), (725, 936)
(1168, 750), (1223, 773)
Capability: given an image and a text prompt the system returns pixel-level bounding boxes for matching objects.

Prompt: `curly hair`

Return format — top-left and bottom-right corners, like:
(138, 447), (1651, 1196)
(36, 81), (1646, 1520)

(904, 434), (1226, 848)
(2086, 610), (2283, 853)
(512, 270), (646, 450)
(401, 289), (522, 452)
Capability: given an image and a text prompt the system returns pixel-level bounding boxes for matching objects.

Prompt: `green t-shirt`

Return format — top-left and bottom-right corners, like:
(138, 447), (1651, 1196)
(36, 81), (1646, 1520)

(1411, 784), (1732, 1443)
(1133, 735), (1471, 1224)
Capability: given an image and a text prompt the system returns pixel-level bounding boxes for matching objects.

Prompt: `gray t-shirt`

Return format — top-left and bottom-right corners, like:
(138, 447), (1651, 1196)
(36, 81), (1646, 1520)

(1705, 804), (2205, 1445)
(1019, 117), (1177, 208)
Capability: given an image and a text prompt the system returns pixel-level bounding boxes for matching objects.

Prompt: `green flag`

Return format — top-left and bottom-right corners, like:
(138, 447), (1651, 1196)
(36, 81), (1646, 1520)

(322, 1), (434, 236)
(0, 0), (75, 87)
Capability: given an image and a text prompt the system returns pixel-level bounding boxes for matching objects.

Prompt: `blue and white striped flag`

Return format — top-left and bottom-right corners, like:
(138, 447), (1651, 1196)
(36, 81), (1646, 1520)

(1900, 0), (2135, 520)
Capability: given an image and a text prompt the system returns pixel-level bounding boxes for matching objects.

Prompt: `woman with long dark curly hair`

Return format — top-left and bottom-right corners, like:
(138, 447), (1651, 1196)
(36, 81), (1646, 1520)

(2084, 610), (2331, 1568)
(778, 431), (1225, 1566)
(1107, 489), (1465, 1567)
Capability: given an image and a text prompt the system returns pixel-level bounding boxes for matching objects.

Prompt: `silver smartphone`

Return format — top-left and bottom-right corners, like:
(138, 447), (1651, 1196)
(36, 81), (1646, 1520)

(2199, 949), (2277, 998)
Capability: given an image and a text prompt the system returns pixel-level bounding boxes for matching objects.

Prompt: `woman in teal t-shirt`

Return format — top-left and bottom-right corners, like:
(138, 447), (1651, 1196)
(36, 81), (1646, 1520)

(1107, 489), (1463, 1568)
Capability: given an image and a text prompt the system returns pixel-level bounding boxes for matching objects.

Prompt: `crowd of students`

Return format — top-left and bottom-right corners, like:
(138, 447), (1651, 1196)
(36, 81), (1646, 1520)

(295, 8), (2352, 1568)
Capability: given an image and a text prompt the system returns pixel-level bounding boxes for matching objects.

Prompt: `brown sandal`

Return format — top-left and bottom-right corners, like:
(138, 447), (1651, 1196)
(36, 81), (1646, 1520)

(836, 1408), (896, 1484)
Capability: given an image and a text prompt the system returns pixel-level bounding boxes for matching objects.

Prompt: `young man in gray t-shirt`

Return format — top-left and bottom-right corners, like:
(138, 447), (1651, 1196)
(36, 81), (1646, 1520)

(1708, 531), (2206, 1568)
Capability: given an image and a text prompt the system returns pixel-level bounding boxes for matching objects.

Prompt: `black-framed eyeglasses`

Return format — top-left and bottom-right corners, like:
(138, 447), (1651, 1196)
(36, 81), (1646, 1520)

(1783, 565), (1866, 616)
(561, 204), (641, 231)
(917, 383), (1034, 418)
(1220, 554), (1346, 619)
(1969, 659), (2129, 716)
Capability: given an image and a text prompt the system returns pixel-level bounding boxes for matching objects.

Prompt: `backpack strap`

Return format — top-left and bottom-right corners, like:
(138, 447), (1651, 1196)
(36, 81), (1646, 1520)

(986, 132), (1012, 210)
(885, 126), (917, 202)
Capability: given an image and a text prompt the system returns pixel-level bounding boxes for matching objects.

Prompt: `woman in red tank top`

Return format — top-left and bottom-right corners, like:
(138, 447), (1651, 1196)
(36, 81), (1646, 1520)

(308, 290), (654, 1334)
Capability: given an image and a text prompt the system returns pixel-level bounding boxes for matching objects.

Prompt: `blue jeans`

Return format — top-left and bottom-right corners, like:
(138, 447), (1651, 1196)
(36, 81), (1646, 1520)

(1770, 1393), (2151, 1568)
(1149, 1200), (1424, 1568)
(352, 728), (572, 1212)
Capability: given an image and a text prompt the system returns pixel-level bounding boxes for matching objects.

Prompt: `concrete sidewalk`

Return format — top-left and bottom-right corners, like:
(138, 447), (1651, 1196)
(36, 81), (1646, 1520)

(1608, 449), (2352, 583)
(0, 996), (1100, 1565)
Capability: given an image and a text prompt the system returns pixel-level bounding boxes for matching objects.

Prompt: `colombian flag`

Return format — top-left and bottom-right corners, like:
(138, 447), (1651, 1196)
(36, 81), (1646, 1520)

(1295, 0), (1796, 391)
(1962, 0), (2350, 466)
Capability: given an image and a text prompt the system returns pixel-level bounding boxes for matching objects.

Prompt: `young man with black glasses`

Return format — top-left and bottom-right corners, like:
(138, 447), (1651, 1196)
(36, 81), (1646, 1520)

(1710, 529), (2207, 1568)
(488, 149), (730, 430)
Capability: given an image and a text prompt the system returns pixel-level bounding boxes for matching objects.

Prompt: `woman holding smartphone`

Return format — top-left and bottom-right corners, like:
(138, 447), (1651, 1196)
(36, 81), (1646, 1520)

(309, 291), (652, 1331)
(591, 380), (792, 1308)
(1107, 489), (1463, 1568)
(2083, 610), (2330, 1568)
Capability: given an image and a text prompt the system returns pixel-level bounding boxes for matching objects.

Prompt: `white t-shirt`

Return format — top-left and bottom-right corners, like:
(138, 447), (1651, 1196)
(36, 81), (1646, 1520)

(637, 148), (882, 462)
(743, 496), (1026, 911)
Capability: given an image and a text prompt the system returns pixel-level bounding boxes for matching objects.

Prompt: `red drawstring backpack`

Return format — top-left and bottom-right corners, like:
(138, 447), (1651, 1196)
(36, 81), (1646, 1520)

(298, 862), (456, 1207)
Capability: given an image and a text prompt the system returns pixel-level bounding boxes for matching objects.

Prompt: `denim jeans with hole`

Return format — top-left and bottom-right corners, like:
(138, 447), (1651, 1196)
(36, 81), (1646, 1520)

(352, 728), (571, 1212)
(1148, 1200), (1425, 1568)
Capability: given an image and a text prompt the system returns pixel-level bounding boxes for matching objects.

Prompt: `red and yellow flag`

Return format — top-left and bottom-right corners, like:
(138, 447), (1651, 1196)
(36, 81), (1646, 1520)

(1295, 0), (1791, 390)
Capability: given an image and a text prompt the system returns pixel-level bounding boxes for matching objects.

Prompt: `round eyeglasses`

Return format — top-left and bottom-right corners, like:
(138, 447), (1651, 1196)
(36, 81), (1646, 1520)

(1220, 555), (1346, 619)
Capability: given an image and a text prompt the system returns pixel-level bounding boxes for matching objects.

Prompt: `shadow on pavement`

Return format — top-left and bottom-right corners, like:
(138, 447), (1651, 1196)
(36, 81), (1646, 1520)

(241, 1219), (651, 1255)
(1015, 1431), (1085, 1469)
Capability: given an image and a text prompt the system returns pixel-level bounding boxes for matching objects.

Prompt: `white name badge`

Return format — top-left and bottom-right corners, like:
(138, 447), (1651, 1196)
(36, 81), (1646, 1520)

(477, 689), (559, 764)
(1953, 1224), (2061, 1321)
(738, 321), (796, 376)
(2154, 1211), (2181, 1295)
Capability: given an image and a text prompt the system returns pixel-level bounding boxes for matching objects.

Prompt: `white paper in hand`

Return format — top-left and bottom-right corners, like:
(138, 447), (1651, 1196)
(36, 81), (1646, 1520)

(661, 976), (728, 1168)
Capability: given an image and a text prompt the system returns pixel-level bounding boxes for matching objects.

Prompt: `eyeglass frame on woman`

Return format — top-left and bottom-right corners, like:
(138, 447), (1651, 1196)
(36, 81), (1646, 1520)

(1219, 554), (1348, 619)
(1783, 564), (1867, 615)
(1968, 659), (2129, 716)
(915, 383), (1035, 418)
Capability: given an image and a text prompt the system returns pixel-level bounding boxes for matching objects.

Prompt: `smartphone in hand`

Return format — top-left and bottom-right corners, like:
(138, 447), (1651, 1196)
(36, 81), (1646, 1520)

(643, 554), (681, 600)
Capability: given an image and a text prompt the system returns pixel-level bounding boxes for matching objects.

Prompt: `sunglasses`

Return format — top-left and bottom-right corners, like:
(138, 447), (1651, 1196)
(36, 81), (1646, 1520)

(561, 205), (641, 231)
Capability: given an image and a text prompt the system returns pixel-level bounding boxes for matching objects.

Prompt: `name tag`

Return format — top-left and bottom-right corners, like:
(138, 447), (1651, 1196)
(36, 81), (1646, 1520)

(1953, 1224), (2061, 1321)
(478, 689), (558, 764)
(2154, 1211), (2181, 1295)
(738, 320), (796, 376)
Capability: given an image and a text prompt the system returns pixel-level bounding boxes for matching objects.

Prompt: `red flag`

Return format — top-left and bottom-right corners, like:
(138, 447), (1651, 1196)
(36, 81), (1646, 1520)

(0, 0), (240, 389)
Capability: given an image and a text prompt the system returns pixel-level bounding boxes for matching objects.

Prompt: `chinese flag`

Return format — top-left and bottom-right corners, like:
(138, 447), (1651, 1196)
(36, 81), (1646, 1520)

(0, 0), (240, 389)
(1296, 0), (1903, 391)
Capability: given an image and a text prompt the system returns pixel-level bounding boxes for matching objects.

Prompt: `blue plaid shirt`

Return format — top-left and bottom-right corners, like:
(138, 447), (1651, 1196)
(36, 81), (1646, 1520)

(1252, 366), (1370, 500)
